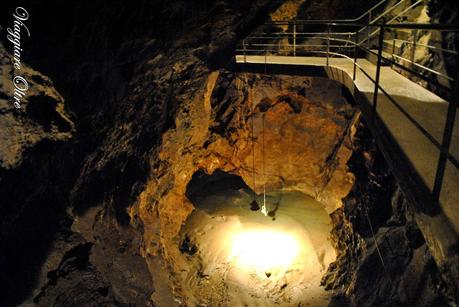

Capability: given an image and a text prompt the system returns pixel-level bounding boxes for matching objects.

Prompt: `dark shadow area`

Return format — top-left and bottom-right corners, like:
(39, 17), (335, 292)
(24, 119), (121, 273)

(27, 95), (72, 133)
(186, 169), (252, 208)
(0, 140), (78, 307)
(344, 122), (396, 236)
(185, 169), (311, 222)
(1, 2), (287, 304)
(72, 151), (149, 226)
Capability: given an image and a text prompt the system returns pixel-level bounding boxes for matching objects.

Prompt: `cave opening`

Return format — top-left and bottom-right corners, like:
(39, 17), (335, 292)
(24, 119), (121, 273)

(180, 169), (336, 306)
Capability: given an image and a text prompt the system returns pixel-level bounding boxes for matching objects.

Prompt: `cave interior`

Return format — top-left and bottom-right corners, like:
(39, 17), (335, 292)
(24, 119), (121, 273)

(0, 0), (458, 306)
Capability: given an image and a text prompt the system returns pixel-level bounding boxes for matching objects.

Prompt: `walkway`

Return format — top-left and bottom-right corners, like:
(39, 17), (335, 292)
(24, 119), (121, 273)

(235, 55), (459, 260)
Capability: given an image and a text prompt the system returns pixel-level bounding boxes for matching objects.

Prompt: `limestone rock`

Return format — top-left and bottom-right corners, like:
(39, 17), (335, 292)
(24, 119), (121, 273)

(0, 43), (74, 170)
(132, 71), (359, 302)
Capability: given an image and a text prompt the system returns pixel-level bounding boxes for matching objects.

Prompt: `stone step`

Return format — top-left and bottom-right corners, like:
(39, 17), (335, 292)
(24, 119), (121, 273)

(395, 28), (412, 40)
(383, 39), (404, 54)
(366, 49), (392, 66)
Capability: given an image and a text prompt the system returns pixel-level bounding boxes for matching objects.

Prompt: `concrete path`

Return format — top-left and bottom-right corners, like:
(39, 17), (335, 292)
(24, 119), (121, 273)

(235, 55), (459, 249)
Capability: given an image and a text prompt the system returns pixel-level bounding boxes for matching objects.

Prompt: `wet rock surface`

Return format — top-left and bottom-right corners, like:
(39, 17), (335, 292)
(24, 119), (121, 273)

(1, 0), (457, 306)
(207, 74), (357, 211)
(131, 71), (360, 304)
(322, 123), (456, 306)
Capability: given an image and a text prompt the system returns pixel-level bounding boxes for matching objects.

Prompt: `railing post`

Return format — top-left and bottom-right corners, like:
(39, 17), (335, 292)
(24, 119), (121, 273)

(367, 13), (371, 48)
(372, 26), (385, 119)
(293, 21), (296, 56)
(243, 39), (247, 63)
(327, 24), (330, 66)
(411, 30), (418, 70)
(432, 73), (459, 201)
(392, 38), (395, 55)
(264, 49), (267, 74)
(353, 31), (359, 80)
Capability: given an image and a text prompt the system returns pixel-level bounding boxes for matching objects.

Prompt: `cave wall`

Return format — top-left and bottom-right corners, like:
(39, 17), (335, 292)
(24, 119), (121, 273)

(1, 1), (288, 305)
(129, 72), (359, 302)
(322, 123), (455, 306)
(1, 0), (457, 306)
(0, 43), (78, 305)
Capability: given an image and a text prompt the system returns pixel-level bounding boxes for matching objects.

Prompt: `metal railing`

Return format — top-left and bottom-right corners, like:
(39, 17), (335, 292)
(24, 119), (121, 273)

(235, 20), (459, 204)
(357, 0), (415, 46)
(262, 0), (423, 49)
(357, 0), (424, 46)
(288, 0), (397, 23)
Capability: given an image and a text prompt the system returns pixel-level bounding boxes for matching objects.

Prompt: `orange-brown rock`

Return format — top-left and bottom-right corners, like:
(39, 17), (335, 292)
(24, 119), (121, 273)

(131, 72), (360, 300)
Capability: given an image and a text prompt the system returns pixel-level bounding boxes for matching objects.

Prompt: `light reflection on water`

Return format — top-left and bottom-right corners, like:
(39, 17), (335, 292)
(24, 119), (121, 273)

(180, 186), (336, 306)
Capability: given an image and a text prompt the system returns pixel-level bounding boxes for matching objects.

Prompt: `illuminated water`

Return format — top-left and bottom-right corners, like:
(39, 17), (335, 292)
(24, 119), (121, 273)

(180, 186), (336, 306)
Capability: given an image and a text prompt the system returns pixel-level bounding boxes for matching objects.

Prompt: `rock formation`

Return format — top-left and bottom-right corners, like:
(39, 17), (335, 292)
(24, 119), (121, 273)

(0, 0), (457, 306)
(0, 43), (73, 169)
(130, 72), (359, 302)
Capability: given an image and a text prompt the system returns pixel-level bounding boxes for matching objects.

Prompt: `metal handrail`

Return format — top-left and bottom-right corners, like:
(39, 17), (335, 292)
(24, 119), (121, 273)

(357, 0), (408, 41)
(246, 0), (435, 72)
(359, 0), (424, 45)
(237, 21), (459, 204)
(249, 32), (356, 36)
(365, 0), (407, 26)
(387, 0), (424, 25)
(261, 21), (459, 30)
(241, 44), (354, 48)
(274, 0), (391, 24)
(392, 38), (458, 55)
(392, 54), (455, 81)
(241, 29), (456, 84)
(357, 43), (454, 87)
